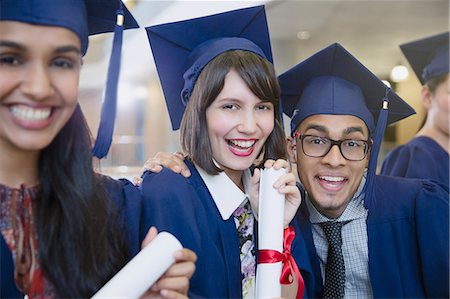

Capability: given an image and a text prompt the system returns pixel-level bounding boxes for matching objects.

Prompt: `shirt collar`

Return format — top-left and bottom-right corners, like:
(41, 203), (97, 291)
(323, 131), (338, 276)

(196, 165), (251, 220)
(306, 173), (367, 224)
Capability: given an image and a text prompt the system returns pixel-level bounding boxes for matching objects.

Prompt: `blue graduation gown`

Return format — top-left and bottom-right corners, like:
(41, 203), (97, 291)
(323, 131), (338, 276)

(1, 177), (142, 298)
(294, 175), (449, 298)
(380, 136), (449, 189)
(140, 160), (318, 298)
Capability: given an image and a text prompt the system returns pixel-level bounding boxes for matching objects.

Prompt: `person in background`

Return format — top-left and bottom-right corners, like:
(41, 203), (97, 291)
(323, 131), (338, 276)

(380, 32), (449, 189)
(0, 1), (195, 297)
(281, 42), (448, 298)
(140, 6), (305, 298)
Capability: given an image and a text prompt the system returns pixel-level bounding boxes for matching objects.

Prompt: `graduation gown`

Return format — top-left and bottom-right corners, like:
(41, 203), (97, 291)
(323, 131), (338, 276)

(294, 175), (449, 298)
(140, 160), (317, 298)
(380, 136), (449, 189)
(1, 177), (142, 298)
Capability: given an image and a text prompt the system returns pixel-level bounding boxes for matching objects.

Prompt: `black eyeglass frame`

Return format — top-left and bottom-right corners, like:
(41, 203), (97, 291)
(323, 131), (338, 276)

(294, 132), (371, 161)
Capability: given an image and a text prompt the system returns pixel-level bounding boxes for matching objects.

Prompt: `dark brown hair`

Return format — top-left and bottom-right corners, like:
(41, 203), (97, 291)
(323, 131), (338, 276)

(425, 73), (448, 92)
(36, 105), (129, 297)
(418, 73), (449, 129)
(180, 50), (287, 175)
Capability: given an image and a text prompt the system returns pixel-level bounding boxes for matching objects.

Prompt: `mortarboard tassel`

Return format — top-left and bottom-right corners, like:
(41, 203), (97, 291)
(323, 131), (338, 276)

(363, 88), (390, 207)
(92, 6), (124, 159)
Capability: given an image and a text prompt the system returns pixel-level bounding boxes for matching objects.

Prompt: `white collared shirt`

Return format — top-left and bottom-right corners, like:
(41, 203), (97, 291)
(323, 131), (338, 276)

(196, 166), (251, 220)
(196, 166), (256, 298)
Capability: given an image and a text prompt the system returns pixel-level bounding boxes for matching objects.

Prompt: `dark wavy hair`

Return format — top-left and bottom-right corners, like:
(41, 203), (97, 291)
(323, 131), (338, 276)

(180, 50), (287, 175)
(35, 105), (129, 297)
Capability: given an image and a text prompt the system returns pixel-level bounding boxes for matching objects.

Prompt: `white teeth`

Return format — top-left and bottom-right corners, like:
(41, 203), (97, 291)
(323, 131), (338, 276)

(229, 140), (256, 148)
(10, 105), (51, 121)
(319, 176), (345, 182)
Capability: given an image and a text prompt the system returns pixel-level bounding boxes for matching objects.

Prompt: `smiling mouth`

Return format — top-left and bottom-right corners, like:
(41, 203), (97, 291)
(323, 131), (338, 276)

(227, 139), (256, 156)
(318, 175), (345, 182)
(8, 104), (55, 130)
(10, 105), (52, 121)
(317, 175), (347, 191)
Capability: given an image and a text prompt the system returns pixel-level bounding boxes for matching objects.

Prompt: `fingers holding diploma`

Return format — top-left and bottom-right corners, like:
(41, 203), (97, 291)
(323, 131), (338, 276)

(263, 159), (302, 227)
(141, 227), (197, 299)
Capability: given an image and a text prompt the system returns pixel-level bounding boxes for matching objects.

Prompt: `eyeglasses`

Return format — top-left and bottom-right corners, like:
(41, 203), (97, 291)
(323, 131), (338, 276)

(294, 133), (370, 161)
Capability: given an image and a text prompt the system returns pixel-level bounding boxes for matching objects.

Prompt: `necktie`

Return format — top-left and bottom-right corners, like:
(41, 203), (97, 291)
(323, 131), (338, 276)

(321, 221), (348, 299)
(233, 200), (255, 298)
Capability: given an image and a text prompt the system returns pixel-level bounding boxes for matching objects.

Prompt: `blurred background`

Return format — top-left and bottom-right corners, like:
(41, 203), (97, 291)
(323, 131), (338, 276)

(79, 0), (449, 179)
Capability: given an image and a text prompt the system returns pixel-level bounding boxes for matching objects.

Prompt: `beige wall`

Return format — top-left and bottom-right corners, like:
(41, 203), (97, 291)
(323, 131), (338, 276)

(394, 78), (424, 145)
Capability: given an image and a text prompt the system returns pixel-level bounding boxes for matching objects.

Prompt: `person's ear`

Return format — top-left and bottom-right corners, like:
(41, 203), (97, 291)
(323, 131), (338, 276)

(286, 136), (297, 163)
(421, 84), (433, 110)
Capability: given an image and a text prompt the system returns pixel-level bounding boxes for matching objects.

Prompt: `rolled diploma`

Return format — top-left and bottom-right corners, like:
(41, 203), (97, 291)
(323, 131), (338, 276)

(92, 231), (182, 299)
(255, 168), (286, 299)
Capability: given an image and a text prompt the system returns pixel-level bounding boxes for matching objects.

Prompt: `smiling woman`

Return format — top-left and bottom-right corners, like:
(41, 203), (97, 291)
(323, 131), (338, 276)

(0, 18), (132, 297)
(140, 6), (304, 298)
(0, 22), (81, 154)
(0, 1), (196, 298)
(182, 52), (281, 184)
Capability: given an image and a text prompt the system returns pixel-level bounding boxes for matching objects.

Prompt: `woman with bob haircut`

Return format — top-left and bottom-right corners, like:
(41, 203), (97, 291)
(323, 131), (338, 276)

(180, 50), (287, 174)
(140, 6), (302, 298)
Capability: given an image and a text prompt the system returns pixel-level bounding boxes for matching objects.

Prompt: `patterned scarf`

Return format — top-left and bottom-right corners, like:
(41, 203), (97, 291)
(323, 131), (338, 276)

(0, 184), (55, 298)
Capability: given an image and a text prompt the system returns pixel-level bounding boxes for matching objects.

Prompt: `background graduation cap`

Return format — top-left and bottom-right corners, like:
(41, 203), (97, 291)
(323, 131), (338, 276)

(146, 5), (273, 130)
(279, 43), (415, 206)
(400, 31), (449, 85)
(0, 0), (139, 158)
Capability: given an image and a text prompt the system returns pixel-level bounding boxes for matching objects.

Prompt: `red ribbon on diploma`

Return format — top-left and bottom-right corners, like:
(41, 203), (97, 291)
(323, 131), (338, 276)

(257, 226), (305, 299)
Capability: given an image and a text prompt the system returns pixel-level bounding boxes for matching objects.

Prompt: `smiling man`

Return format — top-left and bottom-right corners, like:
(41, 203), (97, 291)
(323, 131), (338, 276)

(280, 43), (449, 299)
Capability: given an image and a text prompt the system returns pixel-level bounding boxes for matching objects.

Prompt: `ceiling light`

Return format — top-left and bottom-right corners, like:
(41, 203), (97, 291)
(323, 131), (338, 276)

(297, 31), (310, 40)
(390, 64), (409, 82)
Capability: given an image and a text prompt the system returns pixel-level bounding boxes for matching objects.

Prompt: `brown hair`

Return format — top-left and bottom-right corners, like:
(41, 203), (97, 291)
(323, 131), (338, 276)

(180, 50), (287, 175)
(425, 73), (448, 93)
(418, 73), (449, 130)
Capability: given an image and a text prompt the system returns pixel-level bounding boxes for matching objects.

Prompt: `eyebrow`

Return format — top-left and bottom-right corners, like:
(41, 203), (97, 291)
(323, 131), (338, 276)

(304, 124), (328, 133)
(0, 41), (81, 55)
(55, 45), (81, 55)
(343, 126), (365, 136)
(304, 123), (366, 137)
(0, 40), (25, 51)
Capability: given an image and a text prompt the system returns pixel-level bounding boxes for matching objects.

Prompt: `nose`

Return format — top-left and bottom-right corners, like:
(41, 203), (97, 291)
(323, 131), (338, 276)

(21, 62), (54, 101)
(321, 143), (346, 167)
(237, 110), (257, 134)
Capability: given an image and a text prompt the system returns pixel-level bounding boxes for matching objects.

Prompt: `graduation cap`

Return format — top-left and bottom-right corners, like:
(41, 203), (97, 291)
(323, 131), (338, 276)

(279, 43), (415, 206)
(146, 5), (273, 130)
(400, 32), (449, 85)
(0, 0), (139, 158)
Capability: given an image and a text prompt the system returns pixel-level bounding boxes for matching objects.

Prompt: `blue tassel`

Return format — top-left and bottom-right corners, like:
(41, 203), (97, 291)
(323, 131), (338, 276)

(363, 87), (390, 208)
(92, 8), (124, 159)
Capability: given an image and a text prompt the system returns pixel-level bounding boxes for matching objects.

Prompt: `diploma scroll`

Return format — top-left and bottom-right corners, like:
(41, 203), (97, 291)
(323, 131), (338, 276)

(92, 231), (182, 299)
(255, 167), (286, 299)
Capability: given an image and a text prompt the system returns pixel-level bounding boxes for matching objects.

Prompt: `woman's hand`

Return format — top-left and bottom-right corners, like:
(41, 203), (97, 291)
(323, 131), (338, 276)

(134, 152), (191, 185)
(140, 227), (197, 299)
(249, 159), (301, 227)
